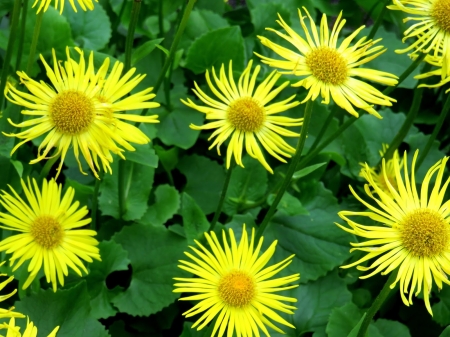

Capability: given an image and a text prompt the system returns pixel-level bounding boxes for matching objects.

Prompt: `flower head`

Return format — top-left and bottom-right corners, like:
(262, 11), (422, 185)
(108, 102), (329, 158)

(182, 60), (302, 173)
(256, 7), (398, 118)
(5, 47), (159, 179)
(33, 0), (97, 14)
(337, 150), (450, 315)
(0, 178), (101, 292)
(173, 225), (300, 337)
(359, 144), (402, 196)
(0, 262), (24, 321)
(387, 0), (450, 79)
(3, 317), (59, 337)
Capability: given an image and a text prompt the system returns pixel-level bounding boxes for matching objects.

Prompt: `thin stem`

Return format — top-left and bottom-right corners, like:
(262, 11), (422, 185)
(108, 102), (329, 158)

(158, 0), (164, 38)
(416, 93), (450, 169)
(112, 0), (127, 33)
(140, 0), (196, 118)
(26, 10), (44, 74)
(367, 0), (391, 40)
(356, 272), (396, 337)
(309, 104), (339, 153)
(91, 171), (104, 231)
(0, 0), (22, 110)
(209, 163), (235, 231)
(255, 100), (314, 240)
(15, 0), (28, 71)
(119, 0), (141, 218)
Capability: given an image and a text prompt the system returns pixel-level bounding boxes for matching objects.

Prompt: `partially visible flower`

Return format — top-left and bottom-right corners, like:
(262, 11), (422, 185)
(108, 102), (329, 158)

(0, 178), (101, 291)
(173, 224), (300, 336)
(0, 262), (24, 320)
(359, 144), (402, 196)
(387, 0), (450, 80)
(413, 51), (450, 92)
(182, 60), (302, 173)
(3, 317), (59, 337)
(5, 47), (159, 179)
(337, 150), (450, 315)
(256, 7), (398, 118)
(32, 0), (97, 14)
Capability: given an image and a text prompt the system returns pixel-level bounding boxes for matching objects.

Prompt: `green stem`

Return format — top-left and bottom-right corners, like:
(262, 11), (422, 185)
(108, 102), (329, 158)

(416, 93), (450, 169)
(15, 0), (28, 71)
(384, 52), (426, 96)
(112, 0), (127, 33)
(158, 0), (164, 38)
(367, 0), (391, 40)
(25, 10), (43, 74)
(356, 272), (396, 337)
(91, 171), (104, 231)
(255, 100), (314, 240)
(309, 104), (339, 153)
(38, 156), (59, 181)
(209, 163), (235, 231)
(140, 0), (196, 118)
(119, 0), (141, 218)
(0, 0), (22, 110)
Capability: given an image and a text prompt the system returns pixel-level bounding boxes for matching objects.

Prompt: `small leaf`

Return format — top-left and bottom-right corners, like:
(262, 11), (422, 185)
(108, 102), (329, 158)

(181, 193), (210, 244)
(140, 184), (180, 226)
(293, 163), (327, 180)
(267, 192), (309, 216)
(125, 143), (159, 168)
(131, 38), (164, 65)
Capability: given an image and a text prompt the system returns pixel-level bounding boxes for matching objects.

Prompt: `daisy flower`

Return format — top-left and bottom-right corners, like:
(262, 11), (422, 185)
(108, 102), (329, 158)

(256, 7), (398, 118)
(33, 0), (97, 14)
(3, 317), (59, 337)
(337, 150), (450, 315)
(0, 178), (101, 291)
(0, 262), (24, 320)
(182, 60), (302, 173)
(173, 224), (300, 337)
(5, 47), (159, 179)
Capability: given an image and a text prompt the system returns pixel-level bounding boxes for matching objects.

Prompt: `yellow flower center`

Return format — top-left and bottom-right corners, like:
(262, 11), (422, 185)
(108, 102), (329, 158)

(50, 90), (94, 135)
(401, 209), (449, 257)
(227, 97), (265, 132)
(218, 270), (256, 307)
(432, 0), (450, 33)
(30, 215), (64, 249)
(305, 47), (348, 85)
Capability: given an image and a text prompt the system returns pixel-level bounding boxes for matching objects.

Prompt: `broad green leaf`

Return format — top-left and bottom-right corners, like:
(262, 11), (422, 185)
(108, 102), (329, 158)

(140, 184), (180, 226)
(154, 145), (179, 172)
(98, 160), (155, 221)
(131, 38), (164, 65)
(125, 143), (159, 168)
(180, 322), (205, 337)
(85, 241), (130, 319)
(373, 319), (411, 337)
(440, 326), (450, 337)
(185, 26), (245, 74)
(112, 223), (188, 316)
(223, 156), (268, 216)
(326, 303), (382, 337)
(195, 0), (225, 13)
(10, 159), (23, 177)
(267, 192), (309, 216)
(63, 4), (111, 51)
(14, 282), (109, 337)
(178, 154), (225, 215)
(293, 163), (327, 180)
(264, 182), (354, 283)
(433, 286), (450, 326)
(250, 2), (290, 34)
(181, 193), (210, 244)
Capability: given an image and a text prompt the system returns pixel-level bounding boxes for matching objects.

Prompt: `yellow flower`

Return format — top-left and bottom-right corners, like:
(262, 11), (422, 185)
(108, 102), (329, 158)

(173, 225), (300, 337)
(3, 317), (59, 337)
(5, 47), (159, 179)
(33, 0), (97, 14)
(359, 144), (402, 195)
(414, 51), (450, 91)
(256, 7), (398, 118)
(0, 178), (101, 292)
(182, 60), (302, 173)
(387, 0), (450, 79)
(0, 262), (24, 320)
(337, 150), (450, 315)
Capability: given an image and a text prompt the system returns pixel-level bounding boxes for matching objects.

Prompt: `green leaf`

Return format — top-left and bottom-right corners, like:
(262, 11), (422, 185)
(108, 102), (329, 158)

(250, 2), (290, 34)
(10, 159), (23, 178)
(181, 193), (210, 244)
(154, 145), (179, 172)
(63, 4), (111, 51)
(14, 282), (109, 337)
(433, 286), (450, 326)
(65, 178), (94, 209)
(185, 26), (245, 74)
(293, 163), (327, 180)
(0, 103), (19, 158)
(264, 182), (354, 283)
(224, 156), (268, 216)
(85, 241), (130, 319)
(373, 319), (411, 337)
(98, 160), (155, 221)
(131, 38), (164, 65)
(440, 326), (450, 337)
(112, 223), (188, 316)
(267, 192), (309, 216)
(139, 184), (180, 227)
(178, 155), (225, 215)
(125, 143), (159, 168)
(326, 303), (382, 337)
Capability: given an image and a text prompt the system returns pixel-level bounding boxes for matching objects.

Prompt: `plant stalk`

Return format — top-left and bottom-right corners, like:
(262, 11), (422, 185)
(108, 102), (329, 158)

(367, 0), (391, 40)
(416, 93), (450, 169)
(25, 10), (44, 74)
(255, 100), (314, 240)
(15, 0), (28, 71)
(91, 171), (104, 231)
(309, 104), (339, 154)
(356, 272), (396, 337)
(209, 163), (235, 231)
(0, 0), (22, 110)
